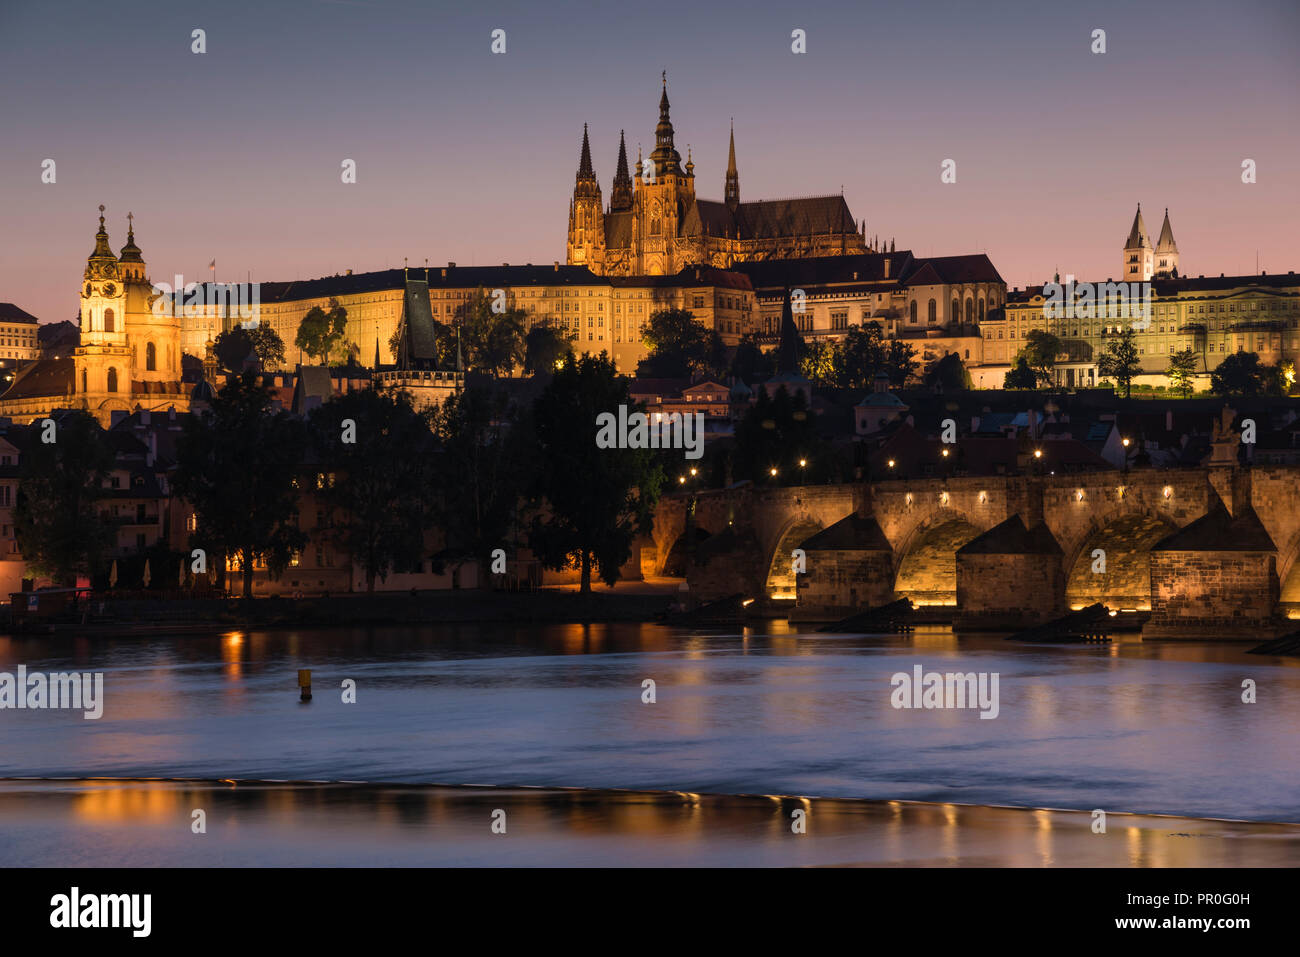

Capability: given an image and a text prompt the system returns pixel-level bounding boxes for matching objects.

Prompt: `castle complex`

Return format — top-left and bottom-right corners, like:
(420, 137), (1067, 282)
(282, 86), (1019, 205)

(567, 77), (868, 276)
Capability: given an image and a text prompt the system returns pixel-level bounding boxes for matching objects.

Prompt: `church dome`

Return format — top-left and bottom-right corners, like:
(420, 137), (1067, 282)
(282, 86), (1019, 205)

(190, 378), (216, 403)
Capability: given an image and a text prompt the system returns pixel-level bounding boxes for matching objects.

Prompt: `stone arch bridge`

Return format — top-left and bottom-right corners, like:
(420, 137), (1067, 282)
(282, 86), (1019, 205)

(648, 466), (1300, 639)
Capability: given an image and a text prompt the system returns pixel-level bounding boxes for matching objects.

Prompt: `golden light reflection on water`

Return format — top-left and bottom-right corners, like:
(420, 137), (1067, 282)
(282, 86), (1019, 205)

(1, 781), (1295, 866)
(73, 782), (182, 822)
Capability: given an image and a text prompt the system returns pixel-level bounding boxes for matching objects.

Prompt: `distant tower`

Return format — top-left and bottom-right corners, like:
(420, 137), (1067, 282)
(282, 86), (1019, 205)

(631, 73), (686, 274)
(75, 205), (133, 423)
(566, 124), (606, 273)
(610, 130), (633, 212)
(1123, 203), (1154, 282)
(1154, 208), (1179, 278)
(724, 120), (740, 212)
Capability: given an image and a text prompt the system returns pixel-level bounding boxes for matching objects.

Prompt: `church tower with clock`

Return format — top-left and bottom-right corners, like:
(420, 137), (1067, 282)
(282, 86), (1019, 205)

(70, 206), (188, 425)
(76, 205), (134, 418)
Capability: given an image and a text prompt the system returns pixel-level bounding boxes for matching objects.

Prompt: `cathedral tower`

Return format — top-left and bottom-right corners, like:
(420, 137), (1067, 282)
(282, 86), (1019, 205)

(1123, 203), (1154, 282)
(566, 124), (606, 273)
(632, 73), (687, 274)
(1154, 208), (1179, 278)
(724, 121), (740, 212)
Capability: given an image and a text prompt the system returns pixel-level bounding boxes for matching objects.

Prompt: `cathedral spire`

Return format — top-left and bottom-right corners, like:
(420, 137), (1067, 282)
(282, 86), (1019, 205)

(725, 119), (740, 211)
(610, 129), (632, 211)
(1156, 207), (1177, 252)
(576, 123), (595, 182)
(650, 72), (681, 177)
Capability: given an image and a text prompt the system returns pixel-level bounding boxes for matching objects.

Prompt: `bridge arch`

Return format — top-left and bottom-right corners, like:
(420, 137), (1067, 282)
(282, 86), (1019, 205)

(764, 516), (826, 599)
(1062, 509), (1179, 611)
(893, 509), (986, 606)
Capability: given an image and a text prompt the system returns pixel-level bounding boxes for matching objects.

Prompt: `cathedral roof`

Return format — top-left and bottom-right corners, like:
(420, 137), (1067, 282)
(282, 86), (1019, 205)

(737, 195), (855, 239)
(604, 210), (634, 248)
(1125, 204), (1151, 249)
(1156, 208), (1178, 253)
(678, 195), (858, 243)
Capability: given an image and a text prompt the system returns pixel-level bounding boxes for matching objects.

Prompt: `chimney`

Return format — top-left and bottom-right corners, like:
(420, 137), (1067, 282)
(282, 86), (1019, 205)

(554, 262), (560, 271)
(883, 258), (890, 278)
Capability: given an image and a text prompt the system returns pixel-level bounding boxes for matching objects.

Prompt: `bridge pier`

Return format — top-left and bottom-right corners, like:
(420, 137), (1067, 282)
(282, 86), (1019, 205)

(954, 515), (1067, 631)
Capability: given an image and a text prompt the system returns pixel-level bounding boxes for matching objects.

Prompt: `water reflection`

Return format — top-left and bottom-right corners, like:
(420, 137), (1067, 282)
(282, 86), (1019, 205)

(4, 778), (1297, 867)
(0, 623), (1296, 822)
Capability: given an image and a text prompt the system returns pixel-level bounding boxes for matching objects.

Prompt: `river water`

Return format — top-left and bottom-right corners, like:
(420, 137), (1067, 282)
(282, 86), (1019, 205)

(1, 622), (1296, 823)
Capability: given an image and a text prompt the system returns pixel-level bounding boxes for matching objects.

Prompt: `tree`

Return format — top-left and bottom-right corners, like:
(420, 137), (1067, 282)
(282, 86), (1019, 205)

(295, 299), (349, 365)
(638, 308), (725, 379)
(13, 411), (113, 585)
(1097, 328), (1142, 398)
(1167, 348), (1199, 398)
(729, 333), (773, 383)
(248, 324), (286, 369)
(1004, 356), (1038, 389)
(213, 327), (254, 373)
(529, 354), (664, 592)
(455, 289), (527, 378)
(832, 322), (917, 389)
(926, 352), (969, 392)
(1210, 351), (1282, 397)
(309, 387), (436, 592)
(799, 339), (838, 387)
(523, 320), (575, 375)
(428, 382), (530, 570)
(1021, 330), (1062, 387)
(884, 339), (919, 387)
(174, 371), (308, 598)
(732, 385), (824, 485)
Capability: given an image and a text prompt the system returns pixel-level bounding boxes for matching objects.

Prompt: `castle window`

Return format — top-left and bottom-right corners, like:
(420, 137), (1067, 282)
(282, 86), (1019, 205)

(104, 308), (115, 333)
(146, 342), (156, 371)
(927, 299), (936, 324)
(107, 367), (118, 393)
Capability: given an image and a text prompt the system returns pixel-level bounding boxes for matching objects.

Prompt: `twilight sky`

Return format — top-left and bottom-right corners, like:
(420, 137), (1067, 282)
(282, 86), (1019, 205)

(2, 0), (1298, 324)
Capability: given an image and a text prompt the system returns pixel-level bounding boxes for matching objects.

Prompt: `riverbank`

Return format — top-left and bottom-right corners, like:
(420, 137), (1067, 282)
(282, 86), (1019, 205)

(2, 777), (1296, 866)
(7, 588), (680, 635)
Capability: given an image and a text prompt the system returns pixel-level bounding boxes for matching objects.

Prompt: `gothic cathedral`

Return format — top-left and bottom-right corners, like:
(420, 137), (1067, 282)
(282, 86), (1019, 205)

(567, 76), (869, 276)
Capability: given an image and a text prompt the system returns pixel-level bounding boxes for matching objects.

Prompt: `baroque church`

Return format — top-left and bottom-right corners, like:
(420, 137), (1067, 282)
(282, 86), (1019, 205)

(568, 77), (869, 276)
(0, 207), (190, 426)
